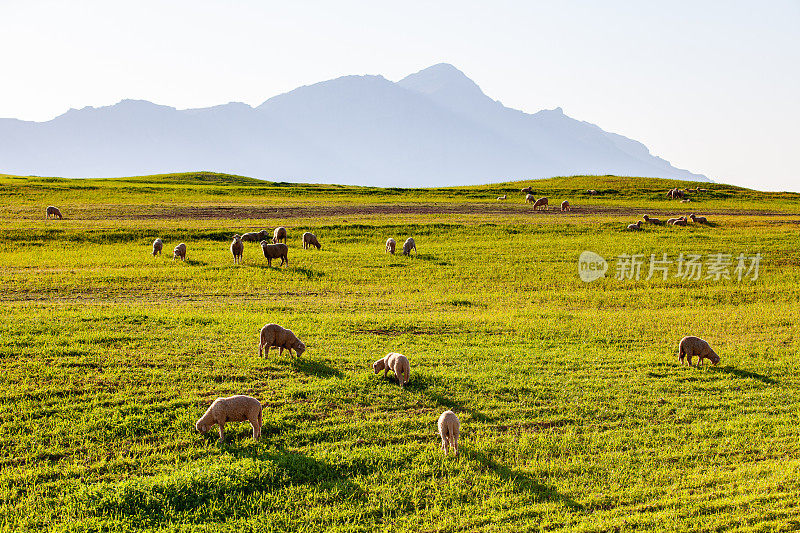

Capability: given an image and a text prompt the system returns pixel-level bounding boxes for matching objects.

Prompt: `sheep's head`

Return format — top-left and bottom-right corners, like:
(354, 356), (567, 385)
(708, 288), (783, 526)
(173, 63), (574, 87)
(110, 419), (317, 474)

(233, 234), (241, 241)
(294, 341), (306, 358)
(195, 420), (210, 434)
(372, 359), (386, 374)
(709, 351), (720, 366)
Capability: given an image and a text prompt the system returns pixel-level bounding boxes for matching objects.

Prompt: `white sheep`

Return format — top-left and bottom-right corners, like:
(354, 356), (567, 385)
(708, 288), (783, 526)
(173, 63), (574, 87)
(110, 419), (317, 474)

(230, 234), (243, 264)
(689, 213), (708, 224)
(402, 237), (416, 256)
(259, 323), (306, 358)
(302, 232), (322, 249)
(561, 200), (570, 212)
(532, 197), (549, 210)
(241, 230), (269, 242)
(195, 395), (262, 443)
(520, 186), (533, 193)
(437, 410), (460, 456)
(497, 195), (507, 200)
(626, 221), (643, 230)
(152, 238), (163, 256)
(46, 206), (63, 219)
(372, 352), (410, 387)
(386, 238), (396, 254)
(642, 214), (663, 225)
(273, 226), (287, 244)
(525, 193), (535, 203)
(671, 217), (688, 227)
(173, 243), (187, 261)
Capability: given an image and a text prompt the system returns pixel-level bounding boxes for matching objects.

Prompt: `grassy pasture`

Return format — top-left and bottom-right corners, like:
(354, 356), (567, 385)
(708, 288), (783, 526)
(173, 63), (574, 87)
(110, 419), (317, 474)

(1, 173), (799, 532)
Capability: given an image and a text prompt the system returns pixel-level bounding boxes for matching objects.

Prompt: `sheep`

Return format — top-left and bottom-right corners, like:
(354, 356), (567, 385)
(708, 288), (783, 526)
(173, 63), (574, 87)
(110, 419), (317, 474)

(302, 232), (322, 250)
(372, 352), (410, 387)
(241, 230), (269, 242)
(671, 217), (688, 227)
(230, 234), (243, 264)
(437, 410), (460, 456)
(678, 336), (720, 367)
(561, 200), (570, 212)
(626, 220), (643, 231)
(533, 197), (549, 210)
(258, 323), (305, 358)
(520, 186), (533, 193)
(586, 189), (599, 195)
(45, 206), (63, 219)
(666, 217), (681, 225)
(697, 188), (708, 192)
(497, 195), (507, 200)
(667, 188), (685, 200)
(260, 241), (288, 267)
(173, 242), (187, 261)
(689, 213), (708, 224)
(152, 238), (163, 256)
(680, 198), (692, 203)
(386, 238), (396, 254)
(525, 194), (535, 203)
(195, 395), (262, 443)
(272, 226), (287, 244)
(642, 214), (663, 225)
(402, 237), (416, 256)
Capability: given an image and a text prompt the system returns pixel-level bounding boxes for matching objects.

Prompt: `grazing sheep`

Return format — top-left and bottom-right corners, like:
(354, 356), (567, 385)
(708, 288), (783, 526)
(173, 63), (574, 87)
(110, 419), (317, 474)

(533, 197), (549, 210)
(437, 410), (460, 456)
(386, 238), (396, 254)
(402, 237), (416, 256)
(642, 214), (663, 225)
(195, 395), (262, 443)
(45, 206), (63, 219)
(272, 226), (287, 244)
(678, 336), (720, 367)
(258, 323), (306, 358)
(586, 189), (599, 195)
(689, 213), (708, 224)
(525, 194), (535, 203)
(497, 195), (507, 200)
(230, 234), (244, 264)
(626, 220), (643, 231)
(241, 230), (269, 242)
(302, 232), (322, 249)
(561, 200), (570, 212)
(260, 241), (288, 267)
(152, 238), (163, 256)
(667, 188), (685, 200)
(372, 352), (410, 387)
(520, 186), (533, 193)
(173, 243), (187, 261)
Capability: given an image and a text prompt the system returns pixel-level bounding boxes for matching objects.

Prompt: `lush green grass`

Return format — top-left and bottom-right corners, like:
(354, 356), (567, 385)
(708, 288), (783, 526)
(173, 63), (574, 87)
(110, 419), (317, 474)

(1, 173), (799, 532)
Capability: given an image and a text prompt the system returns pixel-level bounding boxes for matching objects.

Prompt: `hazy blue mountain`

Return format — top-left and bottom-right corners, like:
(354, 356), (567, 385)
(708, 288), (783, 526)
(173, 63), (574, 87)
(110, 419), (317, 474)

(0, 64), (708, 185)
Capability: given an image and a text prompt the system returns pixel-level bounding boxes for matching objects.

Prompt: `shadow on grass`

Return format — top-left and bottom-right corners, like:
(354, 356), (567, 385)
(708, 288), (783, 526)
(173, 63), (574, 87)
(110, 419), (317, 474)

(409, 374), (495, 423)
(185, 259), (208, 266)
(291, 357), (342, 379)
(714, 365), (776, 384)
(464, 448), (582, 510)
(293, 267), (325, 280)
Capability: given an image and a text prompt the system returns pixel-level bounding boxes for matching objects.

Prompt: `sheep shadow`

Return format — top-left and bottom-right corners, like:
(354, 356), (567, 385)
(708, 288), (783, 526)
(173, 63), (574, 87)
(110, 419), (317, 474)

(409, 374), (495, 423)
(464, 448), (582, 510)
(713, 365), (776, 384)
(185, 259), (208, 266)
(293, 267), (325, 280)
(291, 357), (343, 379)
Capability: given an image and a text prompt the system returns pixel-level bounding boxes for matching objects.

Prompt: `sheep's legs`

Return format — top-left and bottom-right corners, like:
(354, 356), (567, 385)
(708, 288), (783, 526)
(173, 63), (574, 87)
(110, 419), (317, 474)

(250, 419), (261, 440)
(217, 424), (226, 443)
(440, 437), (448, 454)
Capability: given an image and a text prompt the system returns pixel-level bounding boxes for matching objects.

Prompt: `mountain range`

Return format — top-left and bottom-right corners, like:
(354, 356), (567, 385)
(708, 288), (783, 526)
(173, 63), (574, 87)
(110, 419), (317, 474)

(0, 63), (708, 185)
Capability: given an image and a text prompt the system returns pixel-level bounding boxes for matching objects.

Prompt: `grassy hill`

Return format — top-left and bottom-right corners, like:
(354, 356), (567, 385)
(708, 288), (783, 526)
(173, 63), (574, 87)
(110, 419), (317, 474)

(0, 173), (798, 531)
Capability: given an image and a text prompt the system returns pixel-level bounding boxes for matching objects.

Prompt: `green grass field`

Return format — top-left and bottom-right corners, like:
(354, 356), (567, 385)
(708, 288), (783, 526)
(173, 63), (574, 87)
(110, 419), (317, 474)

(1, 172), (799, 532)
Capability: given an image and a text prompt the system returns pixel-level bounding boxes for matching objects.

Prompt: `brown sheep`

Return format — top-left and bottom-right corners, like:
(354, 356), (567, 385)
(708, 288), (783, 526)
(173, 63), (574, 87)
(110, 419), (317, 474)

(642, 214), (663, 225)
(525, 193), (535, 203)
(195, 395), (262, 443)
(230, 234), (243, 264)
(272, 226), (287, 244)
(532, 197), (549, 210)
(258, 323), (306, 358)
(386, 238), (396, 254)
(173, 243), (187, 261)
(152, 238), (163, 256)
(672, 217), (688, 226)
(627, 221), (643, 231)
(689, 213), (708, 224)
(437, 410), (460, 456)
(678, 336), (720, 367)
(372, 352), (410, 387)
(260, 241), (288, 267)
(45, 206), (63, 219)
(520, 186), (533, 193)
(302, 232), (322, 249)
(402, 237), (416, 256)
(586, 189), (599, 195)
(561, 200), (570, 212)
(241, 230), (269, 242)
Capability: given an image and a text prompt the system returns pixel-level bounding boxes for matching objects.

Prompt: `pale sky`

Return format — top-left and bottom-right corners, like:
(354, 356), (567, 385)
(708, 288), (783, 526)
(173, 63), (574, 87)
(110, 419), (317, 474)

(1, 0), (798, 191)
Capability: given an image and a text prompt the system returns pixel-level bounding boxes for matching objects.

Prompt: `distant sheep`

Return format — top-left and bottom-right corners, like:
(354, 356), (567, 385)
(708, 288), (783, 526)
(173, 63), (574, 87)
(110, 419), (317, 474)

(533, 197), (548, 210)
(195, 395), (262, 443)
(561, 200), (570, 212)
(386, 238), (396, 254)
(372, 352), (410, 387)
(152, 238), (163, 256)
(302, 232), (321, 249)
(642, 214), (663, 225)
(678, 336), (720, 367)
(230, 234), (243, 264)
(525, 194), (535, 204)
(261, 241), (288, 267)
(437, 410), (460, 456)
(681, 198), (692, 203)
(259, 323), (306, 358)
(272, 226), (287, 244)
(671, 217), (688, 227)
(241, 230), (269, 242)
(402, 237), (416, 256)
(45, 206), (63, 219)
(627, 220), (643, 231)
(697, 188), (708, 192)
(666, 217), (681, 225)
(586, 189), (598, 195)
(520, 186), (533, 193)
(497, 195), (507, 200)
(689, 213), (708, 224)
(173, 243), (187, 261)
(668, 188), (685, 200)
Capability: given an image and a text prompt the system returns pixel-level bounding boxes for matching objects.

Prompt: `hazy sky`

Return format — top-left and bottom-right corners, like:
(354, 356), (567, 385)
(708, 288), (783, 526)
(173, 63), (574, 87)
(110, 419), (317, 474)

(1, 0), (798, 190)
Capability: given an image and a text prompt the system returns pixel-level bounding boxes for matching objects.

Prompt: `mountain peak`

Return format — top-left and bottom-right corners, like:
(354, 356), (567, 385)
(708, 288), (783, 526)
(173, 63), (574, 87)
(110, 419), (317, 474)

(398, 63), (482, 96)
